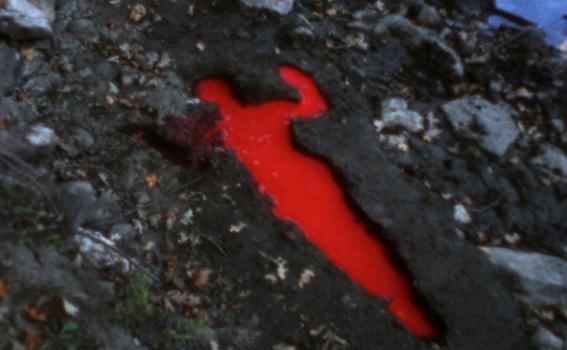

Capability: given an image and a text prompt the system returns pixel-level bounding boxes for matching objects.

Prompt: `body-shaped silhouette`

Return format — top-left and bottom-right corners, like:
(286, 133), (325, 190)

(196, 66), (437, 338)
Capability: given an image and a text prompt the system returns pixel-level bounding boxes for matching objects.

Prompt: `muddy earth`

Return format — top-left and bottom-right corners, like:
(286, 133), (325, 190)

(1, 0), (567, 349)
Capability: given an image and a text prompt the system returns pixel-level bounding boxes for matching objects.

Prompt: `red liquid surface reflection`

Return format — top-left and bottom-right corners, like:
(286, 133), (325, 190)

(196, 66), (438, 338)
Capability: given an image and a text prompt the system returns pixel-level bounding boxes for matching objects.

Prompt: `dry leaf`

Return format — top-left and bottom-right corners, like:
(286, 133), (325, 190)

(166, 290), (201, 307)
(104, 94), (115, 105)
(193, 268), (213, 288)
(26, 305), (48, 322)
(145, 174), (160, 188)
(0, 279), (7, 299)
(129, 3), (147, 22)
(20, 48), (39, 61)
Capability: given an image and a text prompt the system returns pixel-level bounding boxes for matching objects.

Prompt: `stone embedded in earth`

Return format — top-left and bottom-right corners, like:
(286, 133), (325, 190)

(240, 0), (294, 15)
(373, 15), (464, 83)
(23, 72), (61, 97)
(530, 144), (567, 182)
(74, 227), (132, 273)
(532, 327), (565, 350)
(57, 180), (97, 221)
(380, 98), (424, 133)
(0, 46), (20, 95)
(453, 204), (471, 224)
(442, 95), (519, 157)
(0, 123), (58, 163)
(417, 5), (441, 27)
(484, 247), (567, 308)
(0, 0), (55, 40)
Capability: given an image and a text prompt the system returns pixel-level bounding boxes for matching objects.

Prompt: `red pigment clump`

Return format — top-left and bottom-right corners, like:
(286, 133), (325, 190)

(196, 66), (438, 338)
(123, 113), (221, 169)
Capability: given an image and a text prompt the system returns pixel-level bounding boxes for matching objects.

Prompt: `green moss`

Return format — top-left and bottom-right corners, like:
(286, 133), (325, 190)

(164, 315), (208, 342)
(39, 321), (80, 350)
(115, 270), (154, 320)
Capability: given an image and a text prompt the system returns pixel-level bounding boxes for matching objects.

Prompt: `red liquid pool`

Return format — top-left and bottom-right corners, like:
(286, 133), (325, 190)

(196, 66), (438, 338)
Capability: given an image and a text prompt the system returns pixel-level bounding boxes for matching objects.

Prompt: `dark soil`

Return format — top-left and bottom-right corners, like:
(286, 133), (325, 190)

(1, 0), (566, 349)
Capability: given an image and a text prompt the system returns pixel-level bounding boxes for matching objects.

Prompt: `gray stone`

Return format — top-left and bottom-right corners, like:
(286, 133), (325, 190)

(21, 55), (48, 79)
(453, 204), (471, 224)
(531, 144), (567, 182)
(240, 0), (294, 15)
(0, 123), (57, 163)
(71, 127), (94, 150)
(0, 96), (40, 123)
(0, 46), (20, 95)
(58, 180), (97, 221)
(380, 98), (424, 133)
(22, 72), (61, 96)
(68, 18), (99, 41)
(109, 223), (135, 241)
(442, 95), (519, 156)
(532, 327), (564, 350)
(484, 247), (567, 307)
(0, 0), (55, 40)
(74, 227), (132, 273)
(373, 15), (463, 82)
(0, 243), (144, 349)
(417, 6), (441, 27)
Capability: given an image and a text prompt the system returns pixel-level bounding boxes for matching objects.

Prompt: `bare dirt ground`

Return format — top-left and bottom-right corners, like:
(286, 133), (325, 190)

(1, 1), (566, 349)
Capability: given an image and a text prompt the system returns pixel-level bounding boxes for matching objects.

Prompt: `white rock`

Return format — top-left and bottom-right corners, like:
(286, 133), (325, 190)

(25, 124), (57, 146)
(442, 96), (519, 157)
(531, 144), (567, 182)
(240, 0), (294, 15)
(483, 247), (567, 308)
(453, 204), (471, 224)
(0, 0), (55, 40)
(379, 98), (424, 133)
(532, 327), (564, 350)
(74, 228), (131, 273)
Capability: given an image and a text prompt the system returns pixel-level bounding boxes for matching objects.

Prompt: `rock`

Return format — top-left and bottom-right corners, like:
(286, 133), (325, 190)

(532, 327), (564, 350)
(484, 247), (567, 307)
(379, 98), (424, 133)
(57, 180), (97, 223)
(0, 46), (20, 95)
(74, 227), (132, 273)
(0, 96), (40, 123)
(21, 55), (48, 79)
(531, 144), (567, 182)
(71, 127), (94, 150)
(441, 95), (519, 156)
(60, 127), (95, 157)
(68, 18), (99, 41)
(417, 6), (442, 27)
(109, 224), (135, 241)
(0, 0), (55, 40)
(373, 15), (464, 82)
(23, 72), (61, 96)
(0, 123), (58, 162)
(453, 204), (471, 224)
(25, 124), (57, 147)
(240, 0), (294, 15)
